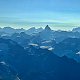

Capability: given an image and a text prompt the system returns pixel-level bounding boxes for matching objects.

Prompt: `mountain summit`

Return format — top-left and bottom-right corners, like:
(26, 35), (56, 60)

(45, 25), (51, 31)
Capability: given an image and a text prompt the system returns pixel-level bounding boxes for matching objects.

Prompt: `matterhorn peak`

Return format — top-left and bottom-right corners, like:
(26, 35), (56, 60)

(45, 25), (51, 31)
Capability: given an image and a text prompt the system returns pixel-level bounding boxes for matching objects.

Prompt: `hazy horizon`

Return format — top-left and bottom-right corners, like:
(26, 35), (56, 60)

(0, 0), (80, 30)
(0, 23), (79, 31)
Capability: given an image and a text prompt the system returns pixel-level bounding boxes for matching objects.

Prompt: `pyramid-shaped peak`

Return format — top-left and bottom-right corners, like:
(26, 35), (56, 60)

(45, 25), (51, 30)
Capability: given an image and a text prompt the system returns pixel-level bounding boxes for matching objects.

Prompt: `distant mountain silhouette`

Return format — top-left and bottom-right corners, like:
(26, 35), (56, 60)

(45, 25), (51, 31)
(25, 27), (43, 35)
(33, 25), (53, 41)
(53, 38), (80, 62)
(0, 27), (43, 36)
(72, 27), (80, 32)
(0, 27), (25, 35)
(10, 32), (31, 47)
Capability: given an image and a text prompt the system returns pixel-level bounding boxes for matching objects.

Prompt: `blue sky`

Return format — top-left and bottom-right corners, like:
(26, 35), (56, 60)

(0, 0), (80, 30)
